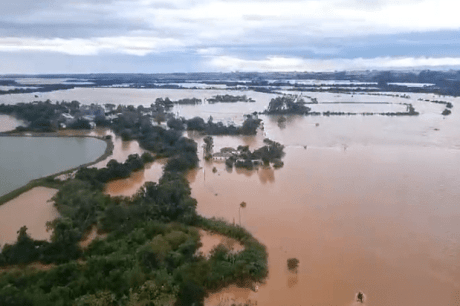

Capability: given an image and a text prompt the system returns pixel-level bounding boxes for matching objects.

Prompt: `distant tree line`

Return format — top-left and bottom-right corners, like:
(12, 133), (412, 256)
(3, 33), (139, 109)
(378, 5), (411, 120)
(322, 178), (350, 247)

(167, 115), (262, 136)
(207, 95), (255, 103)
(75, 153), (154, 189)
(0, 101), (79, 132)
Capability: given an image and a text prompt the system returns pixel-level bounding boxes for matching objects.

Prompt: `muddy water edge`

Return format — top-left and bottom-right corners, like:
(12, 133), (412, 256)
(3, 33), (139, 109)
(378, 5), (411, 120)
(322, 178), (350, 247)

(188, 106), (460, 305)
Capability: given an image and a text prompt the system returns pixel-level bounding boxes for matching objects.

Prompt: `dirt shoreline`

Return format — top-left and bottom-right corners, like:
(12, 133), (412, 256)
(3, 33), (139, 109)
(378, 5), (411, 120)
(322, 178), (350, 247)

(0, 130), (114, 206)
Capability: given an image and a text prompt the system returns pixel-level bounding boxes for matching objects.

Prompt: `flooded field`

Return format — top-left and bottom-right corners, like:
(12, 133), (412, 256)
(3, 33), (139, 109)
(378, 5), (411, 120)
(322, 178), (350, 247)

(195, 143), (460, 306)
(187, 92), (460, 305)
(189, 96), (460, 305)
(0, 187), (58, 246)
(2, 88), (460, 305)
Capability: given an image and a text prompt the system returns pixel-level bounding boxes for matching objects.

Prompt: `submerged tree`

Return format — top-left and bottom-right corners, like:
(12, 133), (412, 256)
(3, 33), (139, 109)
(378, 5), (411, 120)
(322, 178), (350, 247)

(287, 258), (299, 272)
(203, 135), (214, 161)
(356, 291), (364, 303)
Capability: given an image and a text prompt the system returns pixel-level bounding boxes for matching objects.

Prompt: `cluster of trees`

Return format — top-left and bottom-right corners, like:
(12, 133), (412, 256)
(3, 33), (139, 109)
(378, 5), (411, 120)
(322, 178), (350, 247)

(0, 97), (273, 305)
(203, 136), (214, 161)
(75, 153), (155, 189)
(417, 98), (454, 115)
(167, 115), (262, 136)
(265, 96), (311, 115)
(153, 97), (174, 110)
(68, 118), (92, 129)
(225, 139), (285, 170)
(175, 98), (202, 105)
(111, 114), (198, 161)
(0, 101), (69, 132)
(0, 84), (77, 96)
(317, 111), (420, 117)
(152, 97), (202, 109)
(177, 116), (262, 136)
(0, 154), (267, 306)
(207, 95), (255, 103)
(418, 99), (453, 109)
(442, 109), (452, 116)
(0, 100), (105, 132)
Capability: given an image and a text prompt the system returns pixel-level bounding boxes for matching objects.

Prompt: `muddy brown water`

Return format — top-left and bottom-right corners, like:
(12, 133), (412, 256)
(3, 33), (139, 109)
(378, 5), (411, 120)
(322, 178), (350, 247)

(196, 144), (460, 306)
(0, 187), (59, 246)
(99, 93), (460, 305)
(189, 94), (460, 306)
(57, 128), (146, 169)
(104, 159), (167, 197)
(2, 91), (460, 305)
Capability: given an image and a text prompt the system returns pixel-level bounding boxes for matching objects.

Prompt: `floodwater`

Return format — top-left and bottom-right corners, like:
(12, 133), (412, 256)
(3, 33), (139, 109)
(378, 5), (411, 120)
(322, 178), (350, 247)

(3, 89), (460, 305)
(0, 187), (58, 246)
(45, 89), (459, 306)
(60, 128), (166, 197)
(104, 159), (167, 197)
(0, 137), (106, 197)
(198, 229), (244, 258)
(59, 128), (147, 169)
(189, 104), (459, 305)
(91, 130), (146, 168)
(195, 144), (460, 306)
(187, 93), (460, 305)
(0, 115), (25, 132)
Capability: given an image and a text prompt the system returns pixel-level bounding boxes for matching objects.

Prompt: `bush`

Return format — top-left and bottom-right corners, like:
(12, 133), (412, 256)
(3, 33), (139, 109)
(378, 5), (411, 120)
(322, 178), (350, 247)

(442, 108), (452, 116)
(287, 258), (299, 271)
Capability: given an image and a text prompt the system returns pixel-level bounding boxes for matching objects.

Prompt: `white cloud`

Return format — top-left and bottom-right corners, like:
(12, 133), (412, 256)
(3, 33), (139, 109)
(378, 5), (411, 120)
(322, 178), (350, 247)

(209, 55), (460, 71)
(0, 36), (185, 56)
(2, 0), (460, 66)
(116, 0), (460, 42)
(196, 47), (223, 55)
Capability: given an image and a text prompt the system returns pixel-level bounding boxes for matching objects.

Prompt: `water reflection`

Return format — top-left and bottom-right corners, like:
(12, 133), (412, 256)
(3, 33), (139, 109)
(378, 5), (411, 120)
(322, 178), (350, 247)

(287, 273), (298, 288)
(258, 167), (275, 184)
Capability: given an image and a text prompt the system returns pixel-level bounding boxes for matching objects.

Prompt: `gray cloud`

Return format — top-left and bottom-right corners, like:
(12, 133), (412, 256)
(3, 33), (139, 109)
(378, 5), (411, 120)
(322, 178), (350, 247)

(0, 0), (459, 72)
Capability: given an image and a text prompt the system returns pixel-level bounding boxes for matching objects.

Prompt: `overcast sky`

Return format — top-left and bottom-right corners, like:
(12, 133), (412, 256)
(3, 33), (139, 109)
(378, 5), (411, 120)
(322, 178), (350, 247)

(1, 0), (460, 73)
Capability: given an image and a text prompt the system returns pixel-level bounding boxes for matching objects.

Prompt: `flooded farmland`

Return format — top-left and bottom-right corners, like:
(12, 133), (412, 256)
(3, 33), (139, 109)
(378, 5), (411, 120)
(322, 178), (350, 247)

(2, 88), (460, 305)
(187, 94), (460, 305)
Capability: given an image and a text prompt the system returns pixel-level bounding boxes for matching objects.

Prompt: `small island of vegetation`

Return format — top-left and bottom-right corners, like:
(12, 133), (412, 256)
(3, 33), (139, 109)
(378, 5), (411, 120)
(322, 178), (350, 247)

(207, 95), (255, 104)
(264, 95), (311, 115)
(262, 95), (420, 117)
(208, 138), (285, 170)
